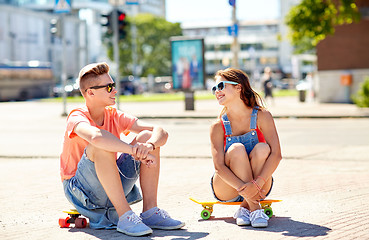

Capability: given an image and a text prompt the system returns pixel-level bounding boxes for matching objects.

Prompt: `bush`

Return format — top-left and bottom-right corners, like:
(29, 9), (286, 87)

(353, 76), (369, 107)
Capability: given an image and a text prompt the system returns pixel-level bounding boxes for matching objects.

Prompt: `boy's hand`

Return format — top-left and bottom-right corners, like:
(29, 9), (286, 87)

(140, 153), (156, 168)
(132, 142), (154, 159)
(131, 143), (156, 167)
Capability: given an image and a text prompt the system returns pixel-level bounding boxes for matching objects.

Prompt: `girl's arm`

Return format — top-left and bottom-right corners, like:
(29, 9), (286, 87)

(210, 121), (245, 191)
(255, 110), (282, 187)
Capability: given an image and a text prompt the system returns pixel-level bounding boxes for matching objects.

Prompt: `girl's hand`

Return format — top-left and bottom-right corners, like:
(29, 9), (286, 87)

(238, 182), (266, 203)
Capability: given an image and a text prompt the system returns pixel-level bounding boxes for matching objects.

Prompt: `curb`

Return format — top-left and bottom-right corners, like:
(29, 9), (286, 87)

(137, 115), (369, 119)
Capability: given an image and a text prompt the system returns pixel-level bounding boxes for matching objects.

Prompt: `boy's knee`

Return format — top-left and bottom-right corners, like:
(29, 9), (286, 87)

(86, 144), (115, 162)
(135, 130), (152, 143)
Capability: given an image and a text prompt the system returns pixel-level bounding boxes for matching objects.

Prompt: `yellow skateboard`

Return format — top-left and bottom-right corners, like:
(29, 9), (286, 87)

(59, 209), (87, 228)
(190, 197), (282, 220)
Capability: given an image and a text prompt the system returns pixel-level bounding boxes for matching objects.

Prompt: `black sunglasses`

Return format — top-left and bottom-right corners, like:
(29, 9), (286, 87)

(211, 81), (238, 95)
(86, 82), (115, 93)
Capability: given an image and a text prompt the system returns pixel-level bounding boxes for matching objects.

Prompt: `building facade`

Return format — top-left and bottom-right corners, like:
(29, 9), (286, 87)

(180, 0), (303, 83)
(0, 0), (166, 79)
(182, 19), (286, 82)
(316, 0), (369, 103)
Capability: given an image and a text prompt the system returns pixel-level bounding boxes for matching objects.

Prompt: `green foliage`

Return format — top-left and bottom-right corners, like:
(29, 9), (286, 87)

(285, 0), (361, 54)
(353, 77), (369, 108)
(103, 14), (182, 77)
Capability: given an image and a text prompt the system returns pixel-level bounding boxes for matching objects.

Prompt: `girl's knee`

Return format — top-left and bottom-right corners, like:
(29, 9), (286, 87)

(225, 143), (248, 166)
(250, 143), (270, 160)
(228, 143), (247, 156)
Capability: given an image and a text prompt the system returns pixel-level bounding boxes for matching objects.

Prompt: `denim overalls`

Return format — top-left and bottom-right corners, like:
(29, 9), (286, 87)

(223, 106), (260, 155)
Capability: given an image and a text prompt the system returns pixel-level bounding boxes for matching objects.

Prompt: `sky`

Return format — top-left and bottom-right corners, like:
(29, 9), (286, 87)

(165, 0), (280, 23)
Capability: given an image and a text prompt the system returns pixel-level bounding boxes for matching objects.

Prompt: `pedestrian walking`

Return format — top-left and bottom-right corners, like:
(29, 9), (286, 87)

(262, 67), (274, 105)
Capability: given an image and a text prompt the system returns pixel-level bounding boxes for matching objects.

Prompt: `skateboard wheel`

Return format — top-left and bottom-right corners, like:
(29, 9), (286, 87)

(201, 209), (211, 220)
(264, 207), (273, 218)
(59, 217), (71, 228)
(75, 217), (87, 228)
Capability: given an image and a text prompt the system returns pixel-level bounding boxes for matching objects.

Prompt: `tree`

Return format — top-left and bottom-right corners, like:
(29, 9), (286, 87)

(353, 76), (369, 107)
(104, 14), (182, 77)
(285, 0), (361, 54)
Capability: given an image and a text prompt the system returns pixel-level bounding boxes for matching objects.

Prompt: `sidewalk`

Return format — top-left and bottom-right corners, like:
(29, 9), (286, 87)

(73, 96), (369, 119)
(1, 98), (369, 239)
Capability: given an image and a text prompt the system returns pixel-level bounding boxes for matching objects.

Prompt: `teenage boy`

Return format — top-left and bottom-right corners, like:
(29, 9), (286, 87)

(60, 62), (184, 236)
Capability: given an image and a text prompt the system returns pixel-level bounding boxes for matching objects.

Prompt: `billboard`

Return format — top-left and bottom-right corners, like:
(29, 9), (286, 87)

(171, 37), (205, 90)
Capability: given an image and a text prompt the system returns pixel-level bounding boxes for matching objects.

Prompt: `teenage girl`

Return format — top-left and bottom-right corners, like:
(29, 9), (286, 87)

(210, 68), (282, 227)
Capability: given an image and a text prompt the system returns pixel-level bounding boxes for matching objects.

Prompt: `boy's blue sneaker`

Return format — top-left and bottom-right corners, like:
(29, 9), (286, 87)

(250, 209), (269, 228)
(140, 207), (185, 230)
(233, 207), (251, 226)
(117, 210), (153, 236)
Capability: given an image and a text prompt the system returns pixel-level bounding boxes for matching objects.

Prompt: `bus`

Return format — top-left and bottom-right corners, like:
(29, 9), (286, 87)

(0, 61), (54, 101)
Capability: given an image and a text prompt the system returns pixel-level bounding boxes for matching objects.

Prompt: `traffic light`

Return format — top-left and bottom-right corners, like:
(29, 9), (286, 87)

(100, 12), (113, 35)
(117, 10), (127, 40)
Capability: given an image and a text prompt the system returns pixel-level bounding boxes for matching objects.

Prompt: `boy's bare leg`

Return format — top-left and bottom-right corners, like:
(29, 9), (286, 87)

(134, 130), (185, 230)
(86, 145), (131, 217)
(140, 148), (160, 212)
(133, 131), (159, 212)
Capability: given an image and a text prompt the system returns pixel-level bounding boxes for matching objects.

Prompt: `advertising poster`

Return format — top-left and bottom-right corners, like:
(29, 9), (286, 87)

(171, 37), (205, 90)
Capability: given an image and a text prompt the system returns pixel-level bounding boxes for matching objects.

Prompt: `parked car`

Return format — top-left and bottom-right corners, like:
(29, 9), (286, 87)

(273, 79), (289, 89)
(53, 78), (80, 97)
(119, 75), (146, 95)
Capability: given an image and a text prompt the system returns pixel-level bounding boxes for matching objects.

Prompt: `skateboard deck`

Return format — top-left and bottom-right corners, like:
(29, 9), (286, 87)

(59, 209), (88, 228)
(190, 197), (282, 220)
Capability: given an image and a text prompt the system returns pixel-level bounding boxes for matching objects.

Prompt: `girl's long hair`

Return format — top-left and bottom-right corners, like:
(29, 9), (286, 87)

(215, 68), (265, 117)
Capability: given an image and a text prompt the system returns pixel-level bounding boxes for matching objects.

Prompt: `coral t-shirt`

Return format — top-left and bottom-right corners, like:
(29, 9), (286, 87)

(60, 106), (137, 181)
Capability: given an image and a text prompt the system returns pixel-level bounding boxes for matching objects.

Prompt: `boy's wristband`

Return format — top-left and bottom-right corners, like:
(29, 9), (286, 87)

(147, 142), (156, 150)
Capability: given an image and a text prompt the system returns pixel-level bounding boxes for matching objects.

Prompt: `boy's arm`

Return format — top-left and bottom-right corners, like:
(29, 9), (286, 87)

(74, 121), (134, 155)
(128, 120), (168, 160)
(129, 119), (169, 149)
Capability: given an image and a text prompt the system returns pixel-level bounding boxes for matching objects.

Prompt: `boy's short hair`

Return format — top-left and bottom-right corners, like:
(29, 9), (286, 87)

(78, 62), (109, 94)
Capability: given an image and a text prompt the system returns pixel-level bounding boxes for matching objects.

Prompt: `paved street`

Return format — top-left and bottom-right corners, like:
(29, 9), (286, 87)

(0, 99), (369, 239)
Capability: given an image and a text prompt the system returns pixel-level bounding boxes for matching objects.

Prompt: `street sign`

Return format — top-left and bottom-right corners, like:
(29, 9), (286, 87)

(227, 24), (238, 37)
(229, 0), (236, 6)
(54, 0), (71, 13)
(126, 0), (139, 5)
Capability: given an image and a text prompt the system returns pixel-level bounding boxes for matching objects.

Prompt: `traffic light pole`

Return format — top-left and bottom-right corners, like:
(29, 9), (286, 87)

(60, 14), (68, 116)
(131, 4), (138, 78)
(112, 7), (121, 110)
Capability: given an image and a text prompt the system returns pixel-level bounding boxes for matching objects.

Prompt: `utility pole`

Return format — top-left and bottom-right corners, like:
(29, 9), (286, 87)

(231, 0), (239, 68)
(54, 0), (71, 116)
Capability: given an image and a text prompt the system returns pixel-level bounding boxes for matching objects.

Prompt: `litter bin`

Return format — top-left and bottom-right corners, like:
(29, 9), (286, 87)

(184, 90), (195, 111)
(296, 80), (308, 103)
(298, 90), (306, 102)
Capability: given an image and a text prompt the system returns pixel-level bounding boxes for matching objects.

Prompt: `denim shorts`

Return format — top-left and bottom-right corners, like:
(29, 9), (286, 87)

(63, 151), (142, 229)
(210, 175), (274, 203)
